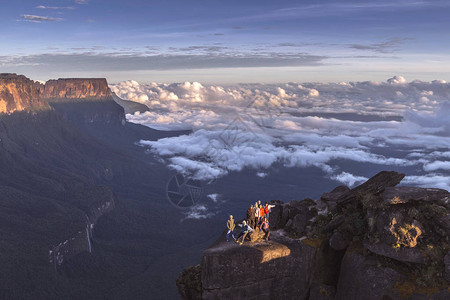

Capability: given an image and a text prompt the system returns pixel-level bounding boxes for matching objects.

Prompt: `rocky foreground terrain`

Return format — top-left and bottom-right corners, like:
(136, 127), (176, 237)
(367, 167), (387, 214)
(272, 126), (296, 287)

(177, 171), (450, 299)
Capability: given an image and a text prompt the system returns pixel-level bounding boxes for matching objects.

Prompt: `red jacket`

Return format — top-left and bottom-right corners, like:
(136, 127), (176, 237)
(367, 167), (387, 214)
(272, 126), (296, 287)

(264, 206), (269, 215)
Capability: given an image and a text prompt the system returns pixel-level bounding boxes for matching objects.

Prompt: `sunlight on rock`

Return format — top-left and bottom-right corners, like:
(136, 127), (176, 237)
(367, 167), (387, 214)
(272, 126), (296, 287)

(389, 218), (423, 248)
(254, 242), (291, 264)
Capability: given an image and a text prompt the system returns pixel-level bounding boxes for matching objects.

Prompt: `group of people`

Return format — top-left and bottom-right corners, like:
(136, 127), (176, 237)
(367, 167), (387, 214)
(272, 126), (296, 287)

(226, 200), (275, 245)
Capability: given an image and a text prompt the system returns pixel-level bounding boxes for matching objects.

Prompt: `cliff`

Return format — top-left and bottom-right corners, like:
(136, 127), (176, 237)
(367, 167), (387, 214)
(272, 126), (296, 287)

(43, 78), (126, 126)
(43, 78), (112, 100)
(0, 74), (125, 125)
(177, 172), (450, 300)
(0, 73), (48, 114)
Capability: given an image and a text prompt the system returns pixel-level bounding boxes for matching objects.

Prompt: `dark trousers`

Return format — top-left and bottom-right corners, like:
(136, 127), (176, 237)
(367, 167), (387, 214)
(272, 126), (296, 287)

(248, 218), (255, 229)
(262, 228), (270, 239)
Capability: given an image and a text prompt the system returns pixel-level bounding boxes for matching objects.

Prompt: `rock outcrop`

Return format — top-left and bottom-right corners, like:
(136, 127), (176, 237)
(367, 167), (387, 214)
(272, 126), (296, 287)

(178, 171), (450, 299)
(43, 78), (111, 100)
(200, 231), (316, 300)
(0, 73), (48, 114)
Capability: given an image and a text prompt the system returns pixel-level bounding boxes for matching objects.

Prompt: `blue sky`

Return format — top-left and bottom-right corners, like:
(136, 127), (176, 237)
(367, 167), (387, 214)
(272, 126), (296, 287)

(1, 0), (450, 83)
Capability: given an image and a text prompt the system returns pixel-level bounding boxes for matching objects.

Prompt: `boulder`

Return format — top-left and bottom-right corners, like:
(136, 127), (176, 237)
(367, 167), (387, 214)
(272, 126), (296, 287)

(335, 250), (404, 300)
(329, 231), (352, 251)
(434, 213), (450, 237)
(320, 185), (350, 202)
(324, 215), (345, 233)
(289, 211), (310, 236)
(201, 231), (317, 300)
(337, 171), (405, 205)
(268, 201), (284, 228)
(365, 242), (427, 264)
(383, 187), (450, 205)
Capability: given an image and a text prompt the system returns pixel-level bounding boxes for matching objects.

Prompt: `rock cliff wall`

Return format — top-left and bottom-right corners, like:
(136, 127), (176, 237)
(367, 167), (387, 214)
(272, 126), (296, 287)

(0, 74), (125, 125)
(0, 73), (48, 114)
(43, 78), (126, 126)
(49, 189), (115, 271)
(43, 78), (111, 100)
(178, 172), (450, 300)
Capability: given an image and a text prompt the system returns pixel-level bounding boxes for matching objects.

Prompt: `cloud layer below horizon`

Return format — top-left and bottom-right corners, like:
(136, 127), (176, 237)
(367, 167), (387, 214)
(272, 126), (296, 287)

(110, 76), (450, 193)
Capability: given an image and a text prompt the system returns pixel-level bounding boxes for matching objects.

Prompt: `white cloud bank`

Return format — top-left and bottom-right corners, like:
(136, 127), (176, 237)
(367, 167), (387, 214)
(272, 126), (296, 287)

(111, 76), (450, 190)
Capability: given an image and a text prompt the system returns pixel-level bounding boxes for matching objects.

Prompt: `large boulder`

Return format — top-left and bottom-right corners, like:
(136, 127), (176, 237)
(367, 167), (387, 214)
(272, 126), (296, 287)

(365, 242), (427, 264)
(201, 231), (317, 300)
(383, 186), (450, 205)
(335, 250), (404, 300)
(321, 185), (350, 202)
(337, 171), (405, 205)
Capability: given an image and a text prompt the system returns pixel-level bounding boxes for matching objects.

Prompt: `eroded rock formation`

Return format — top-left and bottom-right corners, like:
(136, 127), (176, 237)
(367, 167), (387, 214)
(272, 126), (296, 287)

(43, 78), (112, 100)
(178, 171), (450, 300)
(0, 73), (48, 114)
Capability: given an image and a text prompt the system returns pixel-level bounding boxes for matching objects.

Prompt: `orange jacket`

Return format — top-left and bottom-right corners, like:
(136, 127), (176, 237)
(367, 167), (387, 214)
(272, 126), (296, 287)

(260, 207), (265, 217)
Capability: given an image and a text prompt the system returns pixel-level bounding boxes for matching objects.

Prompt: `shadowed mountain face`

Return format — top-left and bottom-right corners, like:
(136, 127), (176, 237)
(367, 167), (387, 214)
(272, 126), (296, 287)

(0, 74), (213, 299)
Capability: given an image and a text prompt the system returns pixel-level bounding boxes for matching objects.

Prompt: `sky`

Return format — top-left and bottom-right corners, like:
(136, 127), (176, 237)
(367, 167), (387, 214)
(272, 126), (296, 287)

(1, 0), (450, 84)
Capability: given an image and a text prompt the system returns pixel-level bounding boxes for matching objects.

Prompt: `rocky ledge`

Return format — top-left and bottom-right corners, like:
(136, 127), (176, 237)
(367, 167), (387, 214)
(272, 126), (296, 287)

(177, 171), (450, 300)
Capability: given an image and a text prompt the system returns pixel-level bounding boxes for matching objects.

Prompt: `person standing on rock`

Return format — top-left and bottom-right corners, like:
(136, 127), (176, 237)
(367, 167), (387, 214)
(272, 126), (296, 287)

(259, 204), (265, 230)
(247, 205), (256, 229)
(260, 217), (270, 241)
(236, 220), (254, 245)
(264, 203), (270, 220)
(255, 204), (261, 228)
(226, 215), (236, 242)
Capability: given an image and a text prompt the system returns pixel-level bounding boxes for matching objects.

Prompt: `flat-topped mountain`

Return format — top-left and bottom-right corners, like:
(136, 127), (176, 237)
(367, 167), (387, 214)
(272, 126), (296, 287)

(43, 78), (112, 100)
(0, 74), (126, 125)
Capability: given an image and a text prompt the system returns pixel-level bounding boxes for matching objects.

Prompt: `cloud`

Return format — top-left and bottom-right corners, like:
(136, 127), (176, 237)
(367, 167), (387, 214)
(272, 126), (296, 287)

(36, 5), (74, 10)
(402, 175), (450, 191)
(387, 75), (407, 85)
(1, 52), (325, 72)
(182, 204), (216, 221)
(116, 78), (449, 189)
(330, 172), (368, 187)
(75, 0), (89, 4)
(21, 14), (63, 22)
(349, 38), (408, 53)
(207, 194), (221, 203)
(423, 161), (450, 172)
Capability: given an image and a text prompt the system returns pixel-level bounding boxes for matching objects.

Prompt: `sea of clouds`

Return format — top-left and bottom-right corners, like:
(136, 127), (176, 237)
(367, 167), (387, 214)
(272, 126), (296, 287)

(110, 76), (450, 194)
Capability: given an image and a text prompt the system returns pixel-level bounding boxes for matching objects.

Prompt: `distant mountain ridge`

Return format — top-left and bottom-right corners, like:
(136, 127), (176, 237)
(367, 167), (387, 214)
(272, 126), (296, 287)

(43, 78), (112, 101)
(0, 74), (128, 125)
